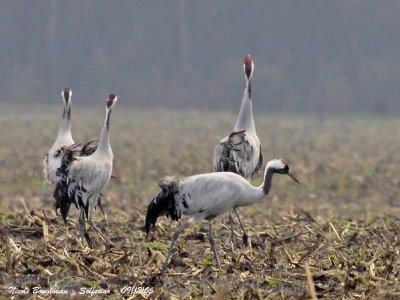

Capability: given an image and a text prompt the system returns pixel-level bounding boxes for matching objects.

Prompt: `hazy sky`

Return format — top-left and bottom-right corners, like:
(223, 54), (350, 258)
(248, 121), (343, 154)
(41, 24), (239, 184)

(1, 1), (399, 114)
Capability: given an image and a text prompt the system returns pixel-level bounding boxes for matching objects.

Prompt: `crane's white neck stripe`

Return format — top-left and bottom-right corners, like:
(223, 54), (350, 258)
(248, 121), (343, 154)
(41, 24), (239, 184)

(266, 159), (285, 170)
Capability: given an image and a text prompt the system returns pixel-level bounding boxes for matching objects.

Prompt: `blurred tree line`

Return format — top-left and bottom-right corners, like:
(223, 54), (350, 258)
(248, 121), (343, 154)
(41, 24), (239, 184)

(0, 0), (399, 114)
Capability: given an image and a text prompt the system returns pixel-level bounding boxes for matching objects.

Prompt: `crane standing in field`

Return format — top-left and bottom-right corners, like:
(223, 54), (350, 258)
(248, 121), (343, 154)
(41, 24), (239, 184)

(213, 55), (263, 246)
(44, 87), (98, 222)
(44, 87), (75, 185)
(146, 159), (300, 275)
(55, 94), (118, 247)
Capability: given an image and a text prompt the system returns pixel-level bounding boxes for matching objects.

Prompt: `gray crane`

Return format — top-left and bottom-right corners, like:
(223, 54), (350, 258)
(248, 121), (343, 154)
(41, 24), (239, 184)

(213, 55), (262, 246)
(44, 87), (98, 220)
(55, 94), (118, 247)
(146, 158), (299, 275)
(44, 88), (75, 185)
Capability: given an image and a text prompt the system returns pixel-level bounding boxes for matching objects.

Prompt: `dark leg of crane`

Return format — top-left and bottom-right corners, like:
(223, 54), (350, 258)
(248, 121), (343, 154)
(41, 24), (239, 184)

(99, 203), (106, 220)
(233, 208), (249, 246)
(88, 202), (114, 247)
(208, 222), (221, 269)
(160, 222), (190, 276)
(78, 209), (92, 248)
(88, 220), (114, 247)
(229, 209), (238, 248)
(98, 194), (107, 221)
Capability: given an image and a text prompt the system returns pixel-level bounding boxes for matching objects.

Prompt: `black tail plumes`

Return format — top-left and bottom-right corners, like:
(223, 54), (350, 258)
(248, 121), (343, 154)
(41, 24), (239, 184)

(145, 177), (181, 236)
(81, 139), (98, 156)
(53, 180), (71, 224)
(218, 131), (249, 173)
(54, 145), (77, 223)
(53, 140), (99, 223)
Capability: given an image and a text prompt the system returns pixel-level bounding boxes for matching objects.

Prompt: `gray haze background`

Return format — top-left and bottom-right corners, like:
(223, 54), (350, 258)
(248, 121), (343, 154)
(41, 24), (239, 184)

(1, 1), (399, 114)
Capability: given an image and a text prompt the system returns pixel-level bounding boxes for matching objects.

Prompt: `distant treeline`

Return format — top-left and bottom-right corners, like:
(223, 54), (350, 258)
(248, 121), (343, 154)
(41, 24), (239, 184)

(1, 1), (399, 114)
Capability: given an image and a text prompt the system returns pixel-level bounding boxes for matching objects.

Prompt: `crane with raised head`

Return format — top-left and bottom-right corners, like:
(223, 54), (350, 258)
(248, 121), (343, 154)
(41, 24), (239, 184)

(213, 55), (263, 246)
(44, 88), (98, 219)
(54, 94), (118, 247)
(44, 87), (75, 185)
(146, 158), (299, 275)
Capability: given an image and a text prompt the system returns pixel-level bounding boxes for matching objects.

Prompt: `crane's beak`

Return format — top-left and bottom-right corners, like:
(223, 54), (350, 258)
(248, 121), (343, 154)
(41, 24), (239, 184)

(287, 171), (300, 184)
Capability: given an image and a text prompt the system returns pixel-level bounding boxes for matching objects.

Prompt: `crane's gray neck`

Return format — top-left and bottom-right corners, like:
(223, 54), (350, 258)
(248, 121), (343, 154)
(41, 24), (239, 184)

(233, 81), (256, 133)
(262, 167), (275, 195)
(96, 109), (112, 153)
(57, 105), (71, 139)
(234, 166), (274, 208)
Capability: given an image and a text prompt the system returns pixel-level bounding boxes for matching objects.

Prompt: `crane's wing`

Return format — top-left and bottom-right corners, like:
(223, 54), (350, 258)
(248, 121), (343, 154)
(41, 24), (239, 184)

(80, 139), (98, 156)
(69, 158), (112, 214)
(55, 140), (99, 189)
(53, 141), (104, 222)
(213, 136), (232, 172)
(214, 130), (260, 179)
(179, 173), (251, 220)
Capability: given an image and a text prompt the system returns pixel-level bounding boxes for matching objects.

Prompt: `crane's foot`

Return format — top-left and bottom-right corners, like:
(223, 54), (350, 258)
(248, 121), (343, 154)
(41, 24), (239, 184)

(88, 220), (114, 248)
(83, 233), (93, 249)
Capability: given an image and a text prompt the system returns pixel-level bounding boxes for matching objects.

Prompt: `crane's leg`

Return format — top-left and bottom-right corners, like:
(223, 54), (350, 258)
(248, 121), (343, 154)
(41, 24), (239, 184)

(160, 222), (190, 276)
(229, 209), (238, 248)
(208, 222), (221, 269)
(98, 193), (107, 221)
(53, 184), (61, 216)
(78, 208), (92, 248)
(233, 208), (249, 246)
(88, 201), (114, 247)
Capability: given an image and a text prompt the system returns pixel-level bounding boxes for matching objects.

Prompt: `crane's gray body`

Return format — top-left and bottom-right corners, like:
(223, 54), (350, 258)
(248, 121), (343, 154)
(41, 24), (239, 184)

(54, 96), (117, 246)
(213, 130), (262, 180)
(145, 159), (288, 234)
(66, 112), (113, 216)
(44, 107), (74, 185)
(145, 159), (295, 274)
(175, 172), (264, 223)
(67, 154), (112, 208)
(212, 67), (263, 246)
(213, 81), (263, 181)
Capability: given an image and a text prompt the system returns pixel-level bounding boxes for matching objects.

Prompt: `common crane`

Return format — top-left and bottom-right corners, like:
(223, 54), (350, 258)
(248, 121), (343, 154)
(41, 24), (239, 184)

(44, 88), (75, 185)
(55, 94), (118, 247)
(146, 159), (299, 275)
(44, 87), (98, 220)
(213, 55), (263, 246)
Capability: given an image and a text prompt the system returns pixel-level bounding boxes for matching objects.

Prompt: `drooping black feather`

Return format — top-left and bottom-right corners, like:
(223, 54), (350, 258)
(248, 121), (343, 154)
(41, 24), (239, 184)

(53, 180), (71, 224)
(54, 145), (78, 223)
(216, 130), (263, 179)
(217, 130), (248, 174)
(145, 177), (181, 236)
(80, 139), (98, 156)
(53, 140), (99, 223)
